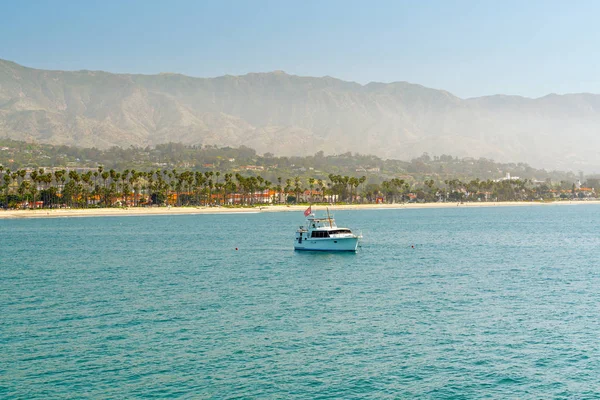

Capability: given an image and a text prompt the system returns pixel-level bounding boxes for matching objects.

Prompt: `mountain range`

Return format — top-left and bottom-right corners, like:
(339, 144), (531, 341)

(1, 58), (599, 171)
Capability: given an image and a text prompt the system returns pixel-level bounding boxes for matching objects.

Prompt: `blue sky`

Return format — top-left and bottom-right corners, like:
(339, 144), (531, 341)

(1, 0), (599, 98)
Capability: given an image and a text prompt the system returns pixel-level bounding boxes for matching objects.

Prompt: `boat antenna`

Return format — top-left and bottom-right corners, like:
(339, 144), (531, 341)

(326, 207), (332, 228)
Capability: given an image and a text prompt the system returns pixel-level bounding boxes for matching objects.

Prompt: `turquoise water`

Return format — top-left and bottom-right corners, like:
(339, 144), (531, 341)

(2, 205), (600, 398)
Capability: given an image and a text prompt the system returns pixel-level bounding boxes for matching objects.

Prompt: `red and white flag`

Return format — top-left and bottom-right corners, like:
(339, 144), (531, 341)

(304, 206), (312, 216)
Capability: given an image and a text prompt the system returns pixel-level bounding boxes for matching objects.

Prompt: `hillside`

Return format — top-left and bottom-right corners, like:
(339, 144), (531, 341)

(1, 59), (600, 171)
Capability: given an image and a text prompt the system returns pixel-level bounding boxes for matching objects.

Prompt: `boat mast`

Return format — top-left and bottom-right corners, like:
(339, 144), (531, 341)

(326, 207), (332, 228)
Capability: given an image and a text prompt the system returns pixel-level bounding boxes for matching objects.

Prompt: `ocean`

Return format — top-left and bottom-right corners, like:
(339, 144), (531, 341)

(2, 205), (600, 398)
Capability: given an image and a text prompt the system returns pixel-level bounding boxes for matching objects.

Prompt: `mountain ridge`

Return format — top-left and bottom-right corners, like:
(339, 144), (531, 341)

(1, 59), (600, 171)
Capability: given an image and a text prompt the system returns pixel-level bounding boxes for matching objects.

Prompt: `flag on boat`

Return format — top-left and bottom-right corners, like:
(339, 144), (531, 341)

(304, 206), (312, 216)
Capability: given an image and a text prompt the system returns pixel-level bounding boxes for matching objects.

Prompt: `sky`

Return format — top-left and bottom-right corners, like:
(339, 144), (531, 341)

(1, 0), (599, 99)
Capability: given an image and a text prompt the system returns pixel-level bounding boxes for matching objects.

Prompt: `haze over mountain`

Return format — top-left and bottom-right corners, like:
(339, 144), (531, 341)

(1, 59), (599, 172)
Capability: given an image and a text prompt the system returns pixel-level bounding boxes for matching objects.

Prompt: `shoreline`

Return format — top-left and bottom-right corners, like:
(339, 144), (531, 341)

(1, 200), (598, 219)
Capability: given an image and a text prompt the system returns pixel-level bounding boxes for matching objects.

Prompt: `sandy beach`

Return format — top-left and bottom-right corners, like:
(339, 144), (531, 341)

(1, 200), (598, 219)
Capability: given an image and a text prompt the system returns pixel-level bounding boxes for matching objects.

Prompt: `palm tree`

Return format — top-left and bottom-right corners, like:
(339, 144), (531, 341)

(308, 177), (315, 203)
(294, 176), (301, 204)
(247, 176), (257, 205)
(2, 169), (11, 208)
(82, 171), (93, 207)
(18, 169), (26, 186)
(341, 176), (350, 202)
(381, 180), (392, 203)
(358, 176), (366, 202)
(185, 172), (194, 206)
(68, 170), (81, 207)
(328, 174), (341, 203)
(349, 177), (360, 203)
(318, 179), (325, 202)
(146, 171), (154, 205)
(18, 180), (30, 202)
(204, 171), (214, 205)
(162, 170), (171, 206)
(92, 171), (99, 201)
(194, 172), (204, 205)
(29, 170), (39, 208)
(130, 171), (140, 206)
(222, 173), (232, 205)
(101, 171), (110, 206)
(256, 175), (265, 204)
(264, 180), (272, 204)
(120, 170), (130, 205)
(284, 179), (292, 204)
(277, 177), (282, 204)
(96, 166), (103, 193)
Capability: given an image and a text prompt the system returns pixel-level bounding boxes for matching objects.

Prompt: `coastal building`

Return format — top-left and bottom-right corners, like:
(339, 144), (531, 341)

(239, 165), (265, 171)
(495, 172), (520, 182)
(225, 189), (277, 205)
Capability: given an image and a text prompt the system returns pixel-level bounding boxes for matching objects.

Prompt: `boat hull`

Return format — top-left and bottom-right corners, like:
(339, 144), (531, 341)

(294, 237), (359, 252)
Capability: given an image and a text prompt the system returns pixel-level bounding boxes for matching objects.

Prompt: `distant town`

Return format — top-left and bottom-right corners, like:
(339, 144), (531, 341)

(1, 139), (597, 209)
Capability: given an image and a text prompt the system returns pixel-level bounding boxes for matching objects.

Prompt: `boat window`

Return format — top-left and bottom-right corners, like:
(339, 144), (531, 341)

(329, 229), (351, 235)
(311, 231), (330, 238)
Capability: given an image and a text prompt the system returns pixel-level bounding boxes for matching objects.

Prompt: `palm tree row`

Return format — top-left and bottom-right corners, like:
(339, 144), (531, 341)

(1, 167), (313, 208)
(0, 165), (576, 209)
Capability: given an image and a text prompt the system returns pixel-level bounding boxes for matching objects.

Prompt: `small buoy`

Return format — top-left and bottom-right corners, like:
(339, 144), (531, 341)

(235, 248), (238, 251)
(411, 245), (415, 249)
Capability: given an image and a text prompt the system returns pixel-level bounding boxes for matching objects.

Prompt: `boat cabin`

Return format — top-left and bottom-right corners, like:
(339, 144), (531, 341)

(295, 211), (360, 251)
(298, 215), (354, 238)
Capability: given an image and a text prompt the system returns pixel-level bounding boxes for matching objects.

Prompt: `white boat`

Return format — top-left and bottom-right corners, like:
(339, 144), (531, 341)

(294, 208), (361, 252)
